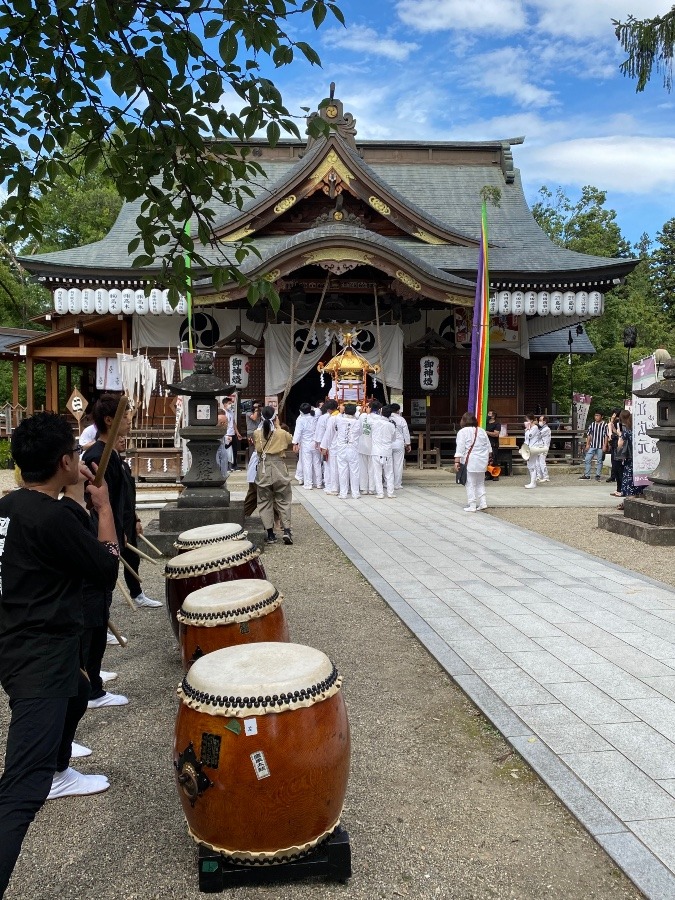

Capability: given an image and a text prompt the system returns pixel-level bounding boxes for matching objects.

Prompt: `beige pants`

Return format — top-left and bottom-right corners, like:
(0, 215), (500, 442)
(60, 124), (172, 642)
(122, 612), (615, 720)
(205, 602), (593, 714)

(256, 455), (292, 531)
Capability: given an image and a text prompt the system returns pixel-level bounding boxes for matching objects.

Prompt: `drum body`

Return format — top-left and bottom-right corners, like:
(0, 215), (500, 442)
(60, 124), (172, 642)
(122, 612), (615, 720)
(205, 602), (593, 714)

(178, 580), (290, 669)
(165, 540), (266, 638)
(174, 523), (247, 553)
(174, 643), (350, 862)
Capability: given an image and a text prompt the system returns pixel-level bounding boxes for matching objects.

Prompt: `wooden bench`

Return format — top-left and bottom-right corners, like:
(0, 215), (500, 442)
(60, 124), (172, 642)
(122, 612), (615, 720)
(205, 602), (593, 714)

(416, 433), (441, 469)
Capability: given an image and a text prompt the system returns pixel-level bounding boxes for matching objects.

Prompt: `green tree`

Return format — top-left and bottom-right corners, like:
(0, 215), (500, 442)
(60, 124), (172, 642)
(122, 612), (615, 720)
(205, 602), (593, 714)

(652, 217), (675, 313)
(614, 6), (675, 91)
(0, 0), (343, 305)
(533, 186), (675, 411)
(22, 139), (123, 254)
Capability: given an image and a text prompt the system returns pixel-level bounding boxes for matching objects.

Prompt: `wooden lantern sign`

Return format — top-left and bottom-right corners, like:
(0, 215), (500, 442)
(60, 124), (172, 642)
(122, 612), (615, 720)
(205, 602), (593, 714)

(420, 356), (439, 391)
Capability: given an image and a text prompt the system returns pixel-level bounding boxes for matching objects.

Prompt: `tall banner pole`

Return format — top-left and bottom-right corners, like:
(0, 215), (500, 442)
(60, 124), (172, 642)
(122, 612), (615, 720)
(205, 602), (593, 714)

(185, 220), (193, 352)
(468, 201), (490, 427)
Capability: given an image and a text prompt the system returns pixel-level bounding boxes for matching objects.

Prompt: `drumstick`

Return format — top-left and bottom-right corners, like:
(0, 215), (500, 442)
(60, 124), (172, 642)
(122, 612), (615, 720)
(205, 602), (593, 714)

(93, 396), (128, 487)
(120, 555), (143, 585)
(124, 542), (158, 566)
(137, 532), (163, 557)
(107, 617), (128, 646)
(117, 578), (138, 613)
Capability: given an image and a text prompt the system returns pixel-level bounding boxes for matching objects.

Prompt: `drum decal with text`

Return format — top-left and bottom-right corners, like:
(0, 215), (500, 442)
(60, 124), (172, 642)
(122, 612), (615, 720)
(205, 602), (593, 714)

(174, 522), (247, 552)
(177, 579), (290, 669)
(174, 643), (350, 863)
(165, 540), (266, 638)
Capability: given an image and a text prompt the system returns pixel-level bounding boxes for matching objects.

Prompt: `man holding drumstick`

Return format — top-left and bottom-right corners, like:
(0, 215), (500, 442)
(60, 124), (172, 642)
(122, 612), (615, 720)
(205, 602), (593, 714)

(0, 412), (120, 897)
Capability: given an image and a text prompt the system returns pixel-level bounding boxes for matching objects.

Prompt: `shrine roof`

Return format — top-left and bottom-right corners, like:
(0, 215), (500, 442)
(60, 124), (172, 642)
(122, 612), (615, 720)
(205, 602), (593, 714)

(20, 137), (636, 285)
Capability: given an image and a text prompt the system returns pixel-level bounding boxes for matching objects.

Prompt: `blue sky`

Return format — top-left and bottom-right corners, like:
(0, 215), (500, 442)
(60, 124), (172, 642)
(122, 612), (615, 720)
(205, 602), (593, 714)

(260, 0), (675, 249)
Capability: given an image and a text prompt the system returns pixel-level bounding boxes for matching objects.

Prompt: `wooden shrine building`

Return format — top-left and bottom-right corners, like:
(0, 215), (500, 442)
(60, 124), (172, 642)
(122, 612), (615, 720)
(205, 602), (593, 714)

(16, 90), (637, 438)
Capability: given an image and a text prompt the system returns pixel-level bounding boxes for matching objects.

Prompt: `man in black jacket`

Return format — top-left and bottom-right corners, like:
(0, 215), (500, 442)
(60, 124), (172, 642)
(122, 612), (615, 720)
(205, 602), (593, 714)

(0, 412), (120, 898)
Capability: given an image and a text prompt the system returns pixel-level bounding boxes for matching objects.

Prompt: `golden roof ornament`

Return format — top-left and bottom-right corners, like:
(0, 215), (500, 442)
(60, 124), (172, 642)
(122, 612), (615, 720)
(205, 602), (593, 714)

(318, 331), (380, 393)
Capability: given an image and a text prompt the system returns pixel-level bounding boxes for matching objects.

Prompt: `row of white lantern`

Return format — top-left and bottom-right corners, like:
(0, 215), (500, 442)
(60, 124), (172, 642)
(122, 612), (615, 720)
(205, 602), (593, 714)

(489, 290), (604, 318)
(53, 287), (188, 316)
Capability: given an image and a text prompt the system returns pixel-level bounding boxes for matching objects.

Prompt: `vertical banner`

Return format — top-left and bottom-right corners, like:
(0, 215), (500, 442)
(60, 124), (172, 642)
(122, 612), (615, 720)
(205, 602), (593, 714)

(572, 393), (592, 432)
(468, 202), (490, 427)
(632, 356), (660, 487)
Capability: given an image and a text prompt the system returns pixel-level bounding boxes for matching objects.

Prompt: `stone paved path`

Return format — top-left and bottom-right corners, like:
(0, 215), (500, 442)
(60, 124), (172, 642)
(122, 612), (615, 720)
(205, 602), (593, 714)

(298, 484), (675, 899)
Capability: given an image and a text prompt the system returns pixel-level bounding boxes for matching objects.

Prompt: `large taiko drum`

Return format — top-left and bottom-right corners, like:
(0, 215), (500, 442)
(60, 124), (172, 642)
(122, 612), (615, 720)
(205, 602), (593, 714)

(174, 643), (350, 863)
(174, 523), (247, 553)
(177, 579), (290, 670)
(165, 540), (266, 638)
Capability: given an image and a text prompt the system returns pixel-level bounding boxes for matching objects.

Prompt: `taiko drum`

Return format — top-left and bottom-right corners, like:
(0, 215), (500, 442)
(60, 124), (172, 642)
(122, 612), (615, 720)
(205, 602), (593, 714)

(177, 579), (290, 670)
(164, 540), (266, 638)
(174, 643), (350, 863)
(174, 522), (247, 553)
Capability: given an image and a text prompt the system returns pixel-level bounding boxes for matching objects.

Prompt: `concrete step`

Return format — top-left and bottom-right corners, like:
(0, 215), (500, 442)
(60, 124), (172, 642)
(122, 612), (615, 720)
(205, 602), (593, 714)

(597, 511), (675, 545)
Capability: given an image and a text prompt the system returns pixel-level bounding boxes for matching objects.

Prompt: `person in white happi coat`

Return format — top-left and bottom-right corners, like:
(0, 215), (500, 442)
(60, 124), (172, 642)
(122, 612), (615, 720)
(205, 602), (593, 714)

(523, 414), (546, 489)
(357, 400), (380, 494)
(319, 403), (342, 495)
(292, 403), (321, 490)
(535, 414), (552, 483)
(314, 400), (336, 489)
(370, 405), (397, 498)
(454, 411), (491, 512)
(333, 404), (362, 499)
(389, 403), (411, 490)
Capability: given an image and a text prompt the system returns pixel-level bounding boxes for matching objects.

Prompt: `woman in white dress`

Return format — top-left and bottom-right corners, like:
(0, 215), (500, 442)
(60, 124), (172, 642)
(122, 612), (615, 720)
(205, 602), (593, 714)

(523, 414), (545, 488)
(454, 412), (491, 512)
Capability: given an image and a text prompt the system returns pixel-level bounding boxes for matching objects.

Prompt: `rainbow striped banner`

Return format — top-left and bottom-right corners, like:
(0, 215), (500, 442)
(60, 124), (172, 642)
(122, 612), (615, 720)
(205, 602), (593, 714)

(468, 201), (490, 428)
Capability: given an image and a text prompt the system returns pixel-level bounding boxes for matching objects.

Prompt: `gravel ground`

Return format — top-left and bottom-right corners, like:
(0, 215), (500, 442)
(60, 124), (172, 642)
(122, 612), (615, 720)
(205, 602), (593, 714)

(488, 473), (675, 590)
(0, 480), (643, 900)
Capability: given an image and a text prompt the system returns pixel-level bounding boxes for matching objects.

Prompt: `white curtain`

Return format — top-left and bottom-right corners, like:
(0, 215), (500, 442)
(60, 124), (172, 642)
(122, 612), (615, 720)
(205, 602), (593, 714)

(132, 309), (264, 354)
(265, 324), (404, 395)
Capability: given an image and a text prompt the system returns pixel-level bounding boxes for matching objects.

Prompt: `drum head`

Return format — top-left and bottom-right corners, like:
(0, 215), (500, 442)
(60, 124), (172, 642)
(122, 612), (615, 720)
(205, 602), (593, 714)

(178, 579), (280, 626)
(175, 523), (247, 550)
(178, 643), (341, 717)
(165, 539), (258, 578)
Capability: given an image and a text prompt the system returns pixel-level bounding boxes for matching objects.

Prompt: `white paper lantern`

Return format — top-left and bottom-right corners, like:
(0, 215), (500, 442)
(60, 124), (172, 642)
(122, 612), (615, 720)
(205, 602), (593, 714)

(162, 289), (174, 315)
(135, 289), (149, 315)
(575, 291), (588, 316)
(563, 291), (576, 315)
(229, 354), (250, 390)
(488, 293), (498, 315)
(176, 295), (188, 315)
(420, 355), (440, 391)
(120, 289), (134, 315)
(498, 290), (511, 315)
(108, 288), (122, 314)
(588, 291), (603, 315)
(550, 291), (563, 316)
(67, 288), (82, 314)
(524, 290), (537, 315)
(81, 288), (95, 314)
(149, 288), (163, 315)
(54, 288), (68, 314)
(94, 288), (109, 315)
(536, 290), (550, 316)
(511, 291), (525, 316)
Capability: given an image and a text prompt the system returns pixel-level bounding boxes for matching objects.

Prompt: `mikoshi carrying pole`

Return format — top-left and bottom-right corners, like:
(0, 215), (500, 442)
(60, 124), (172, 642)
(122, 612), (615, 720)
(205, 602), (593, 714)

(467, 201), (490, 428)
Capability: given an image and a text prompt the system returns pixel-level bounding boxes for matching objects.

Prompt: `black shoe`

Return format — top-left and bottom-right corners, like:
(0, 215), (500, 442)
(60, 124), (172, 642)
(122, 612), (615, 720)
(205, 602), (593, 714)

(595, 476), (602, 481)
(265, 533), (277, 544)
(282, 530), (293, 545)
(579, 475), (590, 479)
(606, 477), (613, 482)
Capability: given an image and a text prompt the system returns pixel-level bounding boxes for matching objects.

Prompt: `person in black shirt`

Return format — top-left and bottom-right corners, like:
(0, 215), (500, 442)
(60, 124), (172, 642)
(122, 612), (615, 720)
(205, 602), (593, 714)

(485, 410), (501, 479)
(0, 412), (119, 898)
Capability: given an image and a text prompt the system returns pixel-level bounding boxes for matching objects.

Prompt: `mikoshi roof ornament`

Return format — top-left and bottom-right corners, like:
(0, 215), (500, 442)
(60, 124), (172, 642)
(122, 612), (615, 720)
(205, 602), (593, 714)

(317, 331), (380, 401)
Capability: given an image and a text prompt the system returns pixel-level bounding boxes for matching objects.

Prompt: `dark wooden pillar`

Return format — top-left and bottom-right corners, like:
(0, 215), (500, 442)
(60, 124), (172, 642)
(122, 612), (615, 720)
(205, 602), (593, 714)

(26, 357), (34, 414)
(12, 360), (19, 406)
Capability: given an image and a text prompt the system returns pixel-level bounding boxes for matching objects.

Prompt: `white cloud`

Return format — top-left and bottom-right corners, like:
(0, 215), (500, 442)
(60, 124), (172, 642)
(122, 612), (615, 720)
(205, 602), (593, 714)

(323, 25), (420, 61)
(396, 0), (527, 34)
(467, 47), (557, 108)
(523, 136), (675, 194)
(530, 0), (667, 40)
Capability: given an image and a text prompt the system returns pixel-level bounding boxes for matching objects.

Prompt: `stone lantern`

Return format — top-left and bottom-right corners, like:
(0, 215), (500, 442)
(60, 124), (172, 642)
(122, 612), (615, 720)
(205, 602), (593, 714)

(599, 358), (675, 544)
(145, 351), (244, 551)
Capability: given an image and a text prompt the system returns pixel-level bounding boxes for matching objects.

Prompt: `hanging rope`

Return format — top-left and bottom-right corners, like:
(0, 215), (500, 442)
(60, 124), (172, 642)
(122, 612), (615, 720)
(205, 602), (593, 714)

(278, 273), (330, 416)
(373, 284), (389, 403)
